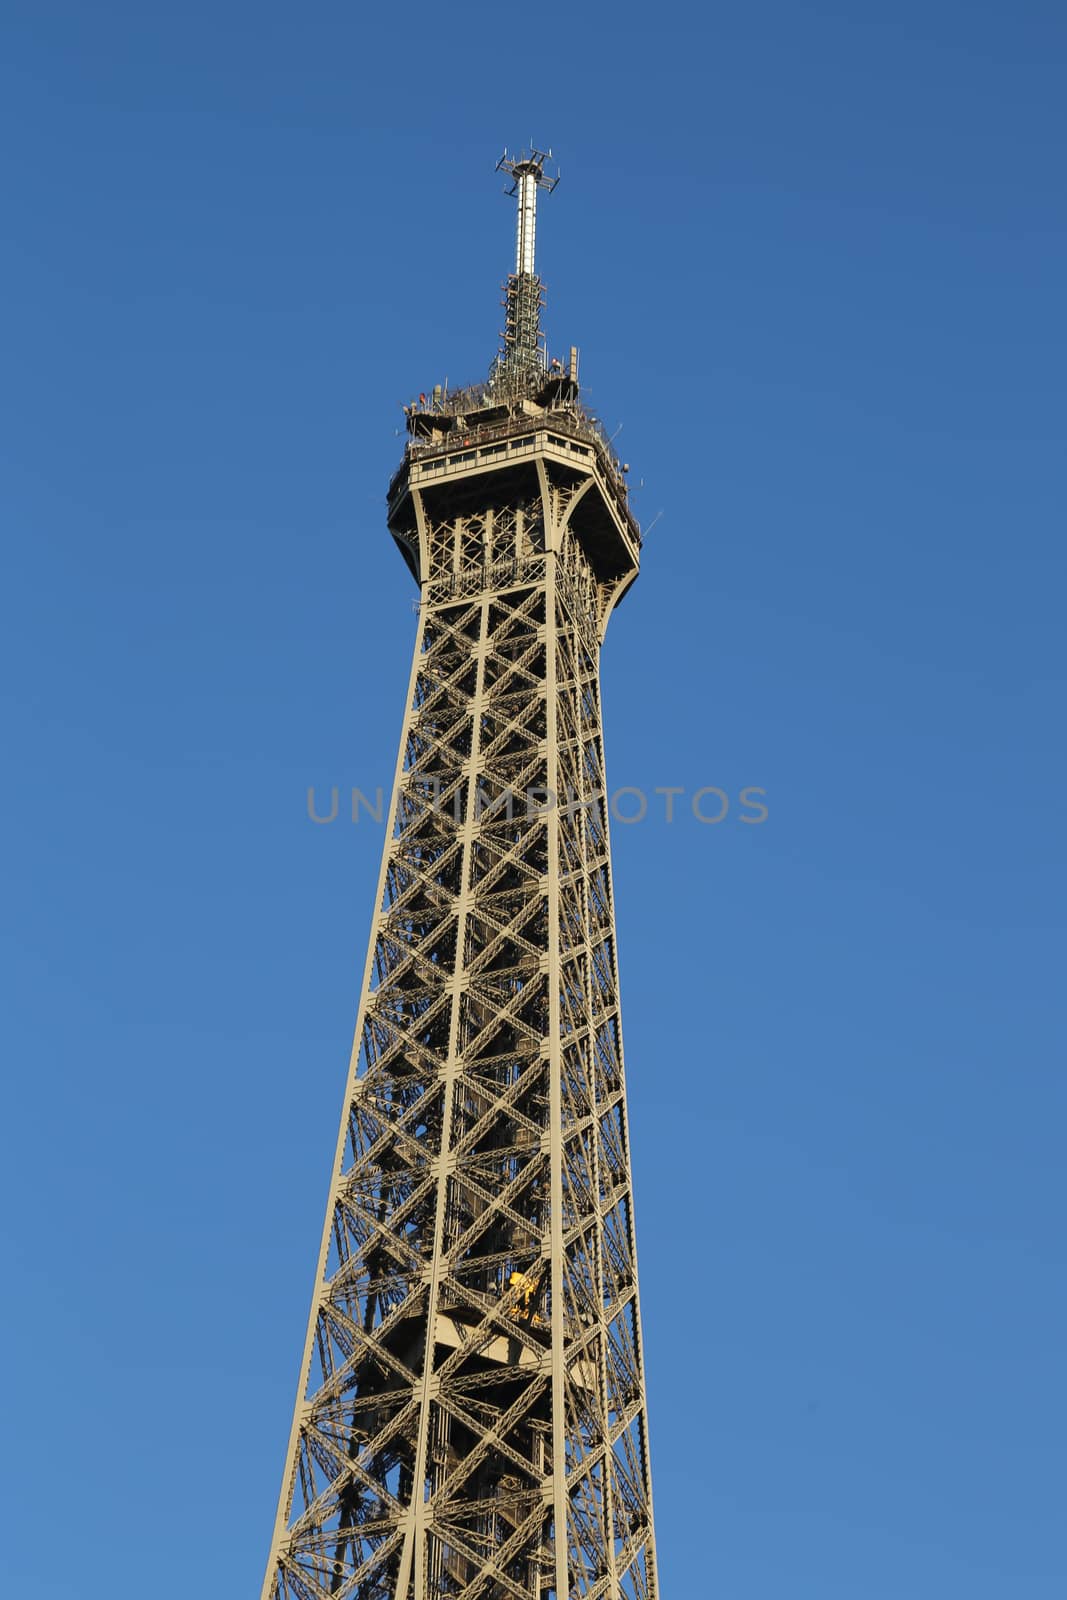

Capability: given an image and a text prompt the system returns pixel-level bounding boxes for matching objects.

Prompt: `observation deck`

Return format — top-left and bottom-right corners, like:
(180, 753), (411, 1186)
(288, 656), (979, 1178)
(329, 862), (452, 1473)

(387, 372), (641, 589)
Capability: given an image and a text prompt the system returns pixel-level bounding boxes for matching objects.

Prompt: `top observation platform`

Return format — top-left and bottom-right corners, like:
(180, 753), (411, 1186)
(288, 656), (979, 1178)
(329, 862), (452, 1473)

(386, 371), (641, 585)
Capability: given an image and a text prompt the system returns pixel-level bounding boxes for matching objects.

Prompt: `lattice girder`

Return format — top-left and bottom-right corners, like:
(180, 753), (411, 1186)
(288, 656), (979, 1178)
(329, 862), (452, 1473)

(263, 436), (657, 1599)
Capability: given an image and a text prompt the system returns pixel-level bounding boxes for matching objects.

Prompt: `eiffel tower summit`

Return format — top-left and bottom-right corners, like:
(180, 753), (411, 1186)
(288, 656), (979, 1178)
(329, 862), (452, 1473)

(262, 149), (659, 1600)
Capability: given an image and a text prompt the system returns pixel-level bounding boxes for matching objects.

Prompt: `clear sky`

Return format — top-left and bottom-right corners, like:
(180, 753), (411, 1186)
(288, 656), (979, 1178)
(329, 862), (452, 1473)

(2, 2), (1065, 1595)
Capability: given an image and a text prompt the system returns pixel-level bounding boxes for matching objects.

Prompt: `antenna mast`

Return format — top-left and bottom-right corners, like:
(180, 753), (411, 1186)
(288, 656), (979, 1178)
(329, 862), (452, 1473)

(493, 147), (558, 389)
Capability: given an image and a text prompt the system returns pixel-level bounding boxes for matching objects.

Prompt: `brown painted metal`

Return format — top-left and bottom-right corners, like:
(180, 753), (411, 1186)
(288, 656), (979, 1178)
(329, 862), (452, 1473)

(261, 161), (658, 1600)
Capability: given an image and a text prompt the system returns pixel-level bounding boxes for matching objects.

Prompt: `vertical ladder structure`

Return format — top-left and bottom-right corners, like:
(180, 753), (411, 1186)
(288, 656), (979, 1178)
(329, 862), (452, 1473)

(261, 149), (659, 1600)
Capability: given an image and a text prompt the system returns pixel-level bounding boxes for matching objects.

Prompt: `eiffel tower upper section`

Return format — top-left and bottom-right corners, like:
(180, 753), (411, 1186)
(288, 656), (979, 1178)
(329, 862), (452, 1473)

(261, 150), (658, 1600)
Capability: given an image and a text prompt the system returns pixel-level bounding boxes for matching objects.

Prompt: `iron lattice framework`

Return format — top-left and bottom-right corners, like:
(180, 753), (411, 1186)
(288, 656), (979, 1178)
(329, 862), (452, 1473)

(262, 152), (658, 1600)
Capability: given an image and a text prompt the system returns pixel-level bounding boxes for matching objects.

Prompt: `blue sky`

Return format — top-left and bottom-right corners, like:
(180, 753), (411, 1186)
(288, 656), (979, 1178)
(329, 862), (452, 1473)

(2, 2), (1065, 1595)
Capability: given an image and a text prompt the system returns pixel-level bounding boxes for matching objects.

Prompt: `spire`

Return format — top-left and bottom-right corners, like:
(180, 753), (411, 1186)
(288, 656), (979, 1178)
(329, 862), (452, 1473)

(493, 147), (558, 389)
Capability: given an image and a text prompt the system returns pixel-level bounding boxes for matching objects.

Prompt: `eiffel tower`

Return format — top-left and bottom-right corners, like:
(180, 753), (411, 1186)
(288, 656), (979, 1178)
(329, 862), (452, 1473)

(261, 149), (659, 1600)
